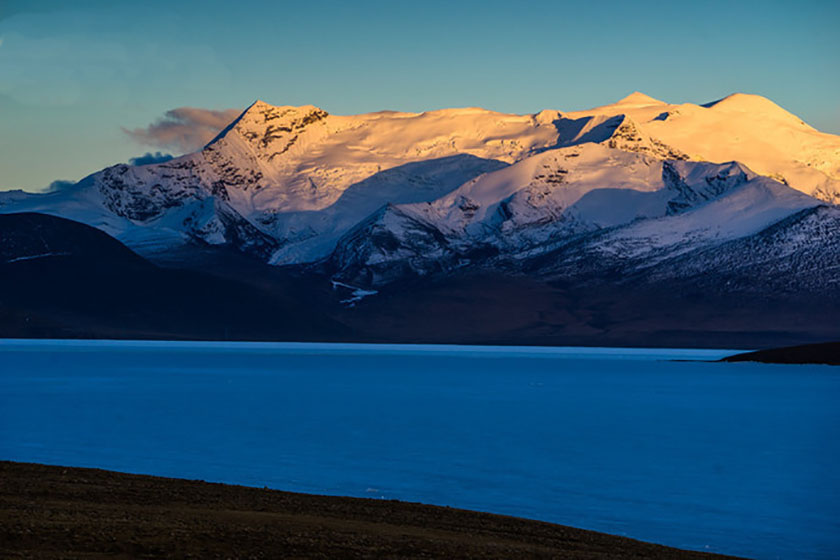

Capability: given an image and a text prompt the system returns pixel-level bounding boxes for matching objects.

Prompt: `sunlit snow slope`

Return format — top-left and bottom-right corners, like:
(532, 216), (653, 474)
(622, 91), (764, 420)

(1, 93), (837, 284)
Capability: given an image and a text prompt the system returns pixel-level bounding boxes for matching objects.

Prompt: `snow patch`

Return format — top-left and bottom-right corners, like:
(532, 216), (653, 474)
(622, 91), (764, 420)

(4, 252), (70, 264)
(331, 280), (379, 307)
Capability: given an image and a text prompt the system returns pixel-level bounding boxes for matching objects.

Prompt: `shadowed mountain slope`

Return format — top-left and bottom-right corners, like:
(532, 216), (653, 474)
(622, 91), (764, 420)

(0, 213), (347, 340)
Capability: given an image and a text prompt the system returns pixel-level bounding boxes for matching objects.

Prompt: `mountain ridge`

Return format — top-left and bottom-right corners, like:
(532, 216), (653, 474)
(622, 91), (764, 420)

(0, 92), (838, 347)
(3, 92), (837, 261)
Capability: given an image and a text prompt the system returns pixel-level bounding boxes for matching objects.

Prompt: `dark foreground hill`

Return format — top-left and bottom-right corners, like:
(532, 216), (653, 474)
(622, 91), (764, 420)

(0, 461), (741, 559)
(723, 341), (840, 365)
(0, 213), (347, 341)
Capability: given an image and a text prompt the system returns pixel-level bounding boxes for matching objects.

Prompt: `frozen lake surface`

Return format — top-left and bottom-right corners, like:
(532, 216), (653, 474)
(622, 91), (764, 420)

(1, 340), (838, 559)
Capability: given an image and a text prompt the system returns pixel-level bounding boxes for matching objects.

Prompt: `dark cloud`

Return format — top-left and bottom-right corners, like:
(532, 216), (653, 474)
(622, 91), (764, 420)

(123, 107), (242, 154)
(46, 179), (76, 192)
(129, 151), (174, 166)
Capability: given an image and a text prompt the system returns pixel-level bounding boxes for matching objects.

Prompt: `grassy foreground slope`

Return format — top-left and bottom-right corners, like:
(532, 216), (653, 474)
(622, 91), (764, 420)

(0, 461), (741, 559)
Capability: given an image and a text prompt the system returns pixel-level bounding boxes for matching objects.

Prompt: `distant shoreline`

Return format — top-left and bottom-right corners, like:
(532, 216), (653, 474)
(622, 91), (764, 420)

(0, 461), (742, 559)
(722, 341), (840, 366)
(0, 337), (747, 354)
(10, 336), (840, 366)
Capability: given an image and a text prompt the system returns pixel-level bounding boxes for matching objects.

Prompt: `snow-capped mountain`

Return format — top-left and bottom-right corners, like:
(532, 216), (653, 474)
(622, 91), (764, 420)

(0, 101), (560, 259)
(327, 145), (825, 286)
(1, 92), (838, 292)
(565, 92), (840, 203)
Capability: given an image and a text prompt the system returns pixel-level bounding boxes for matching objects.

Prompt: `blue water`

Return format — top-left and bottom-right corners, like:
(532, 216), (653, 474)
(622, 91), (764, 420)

(1, 340), (838, 559)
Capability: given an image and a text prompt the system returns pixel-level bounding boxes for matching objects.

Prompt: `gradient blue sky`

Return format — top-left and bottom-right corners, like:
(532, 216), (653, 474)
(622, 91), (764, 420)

(1, 0), (838, 191)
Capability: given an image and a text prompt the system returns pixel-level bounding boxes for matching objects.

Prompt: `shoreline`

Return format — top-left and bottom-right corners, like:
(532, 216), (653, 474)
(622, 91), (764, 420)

(9, 337), (837, 365)
(1, 461), (743, 559)
(0, 337), (747, 354)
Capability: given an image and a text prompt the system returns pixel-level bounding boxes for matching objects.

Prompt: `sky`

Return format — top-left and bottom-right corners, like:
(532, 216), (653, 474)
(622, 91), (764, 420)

(1, 0), (838, 192)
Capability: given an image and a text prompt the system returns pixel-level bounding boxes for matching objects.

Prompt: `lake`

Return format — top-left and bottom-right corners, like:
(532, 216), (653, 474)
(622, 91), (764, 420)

(1, 340), (838, 559)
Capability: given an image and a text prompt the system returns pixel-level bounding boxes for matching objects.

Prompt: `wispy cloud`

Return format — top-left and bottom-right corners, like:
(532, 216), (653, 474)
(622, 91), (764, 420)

(46, 179), (76, 192)
(123, 107), (241, 154)
(128, 151), (174, 166)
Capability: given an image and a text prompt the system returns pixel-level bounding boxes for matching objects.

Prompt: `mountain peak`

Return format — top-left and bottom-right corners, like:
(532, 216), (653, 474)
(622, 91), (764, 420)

(202, 100), (278, 147)
(700, 93), (811, 128)
(701, 93), (782, 112)
(239, 99), (327, 119)
(205, 100), (330, 152)
(616, 92), (664, 106)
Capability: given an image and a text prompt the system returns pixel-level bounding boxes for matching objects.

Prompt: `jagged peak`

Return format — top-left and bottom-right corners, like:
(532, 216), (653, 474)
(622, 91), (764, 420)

(238, 100), (328, 122)
(616, 92), (665, 106)
(248, 99), (271, 110)
(205, 100), (330, 150)
(605, 113), (648, 138)
(615, 113), (642, 127)
(599, 114), (691, 160)
(602, 114), (648, 143)
(534, 109), (563, 125)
